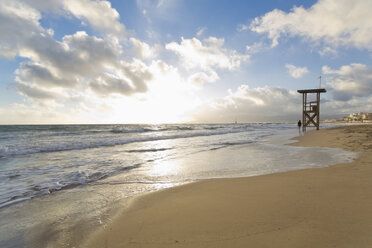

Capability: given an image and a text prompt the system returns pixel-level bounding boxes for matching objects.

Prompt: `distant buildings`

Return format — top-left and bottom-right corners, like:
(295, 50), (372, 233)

(343, 112), (372, 123)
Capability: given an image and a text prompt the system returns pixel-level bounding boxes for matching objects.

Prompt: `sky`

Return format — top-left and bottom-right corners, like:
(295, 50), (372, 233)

(0, 0), (371, 124)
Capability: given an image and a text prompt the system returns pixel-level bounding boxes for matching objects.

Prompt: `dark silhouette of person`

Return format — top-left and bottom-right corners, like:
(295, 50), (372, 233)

(297, 120), (302, 133)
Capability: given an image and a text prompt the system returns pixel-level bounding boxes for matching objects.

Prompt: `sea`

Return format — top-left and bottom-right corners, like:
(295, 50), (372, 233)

(0, 123), (358, 247)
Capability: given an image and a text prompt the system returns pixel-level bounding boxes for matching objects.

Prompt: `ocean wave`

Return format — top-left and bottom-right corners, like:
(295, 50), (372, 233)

(202, 126), (224, 130)
(0, 123), (294, 159)
(110, 125), (197, 133)
(219, 140), (254, 146)
(125, 147), (173, 153)
(0, 163), (143, 209)
(0, 196), (32, 208)
(110, 127), (155, 134)
(0, 128), (251, 158)
(172, 126), (194, 131)
(209, 140), (254, 151)
(0, 123), (296, 209)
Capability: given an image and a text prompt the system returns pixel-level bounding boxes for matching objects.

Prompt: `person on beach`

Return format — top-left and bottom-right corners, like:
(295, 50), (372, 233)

(297, 120), (302, 134)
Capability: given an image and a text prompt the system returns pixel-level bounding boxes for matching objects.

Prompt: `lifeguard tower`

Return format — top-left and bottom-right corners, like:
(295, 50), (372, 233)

(297, 88), (326, 131)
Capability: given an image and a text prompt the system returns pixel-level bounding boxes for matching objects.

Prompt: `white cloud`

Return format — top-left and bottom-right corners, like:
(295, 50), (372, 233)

(323, 63), (372, 101)
(1, 0), (207, 123)
(318, 46), (337, 56)
(250, 0), (372, 50)
(187, 70), (220, 86)
(196, 27), (207, 37)
(16, 83), (65, 101)
(0, 103), (83, 124)
(27, 0), (126, 38)
(192, 85), (301, 123)
(136, 0), (180, 23)
(0, 1), (153, 104)
(130, 38), (160, 59)
(166, 37), (249, 71)
(0, 0), (43, 58)
(89, 73), (139, 96)
(285, 64), (309, 79)
(165, 37), (249, 88)
(322, 97), (372, 117)
(13, 29), (149, 100)
(136, 0), (174, 10)
(88, 59), (151, 98)
(62, 0), (125, 37)
(245, 42), (266, 54)
(192, 82), (372, 123)
(237, 24), (249, 32)
(15, 61), (78, 89)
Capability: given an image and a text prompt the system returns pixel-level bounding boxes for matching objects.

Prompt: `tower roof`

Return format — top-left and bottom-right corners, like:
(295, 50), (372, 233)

(297, 88), (326, 93)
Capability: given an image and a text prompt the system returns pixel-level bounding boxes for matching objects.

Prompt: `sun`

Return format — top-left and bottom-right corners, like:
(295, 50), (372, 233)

(85, 62), (202, 124)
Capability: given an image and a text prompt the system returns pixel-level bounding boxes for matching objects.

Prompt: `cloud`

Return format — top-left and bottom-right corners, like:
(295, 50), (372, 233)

(250, 0), (372, 50)
(323, 63), (372, 101)
(130, 38), (160, 59)
(60, 31), (120, 74)
(192, 82), (372, 123)
(285, 64), (309, 79)
(89, 73), (138, 96)
(27, 0), (126, 37)
(136, 0), (174, 10)
(192, 85), (301, 123)
(63, 0), (125, 37)
(245, 42), (266, 54)
(196, 27), (207, 37)
(136, 0), (181, 23)
(237, 24), (249, 32)
(0, 0), (43, 58)
(165, 37), (249, 87)
(187, 70), (220, 87)
(166, 37), (249, 71)
(16, 82), (64, 100)
(15, 61), (78, 88)
(104, 59), (153, 94)
(0, 103), (83, 124)
(318, 46), (337, 56)
(322, 97), (372, 117)
(0, 1), (153, 103)
(1, 0), (194, 124)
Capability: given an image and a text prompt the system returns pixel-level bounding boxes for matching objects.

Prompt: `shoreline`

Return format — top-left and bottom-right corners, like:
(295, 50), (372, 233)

(2, 124), (354, 248)
(84, 125), (372, 248)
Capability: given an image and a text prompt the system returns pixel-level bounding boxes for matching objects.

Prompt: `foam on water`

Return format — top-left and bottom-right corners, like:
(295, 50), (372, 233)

(0, 123), (284, 208)
(0, 124), (259, 158)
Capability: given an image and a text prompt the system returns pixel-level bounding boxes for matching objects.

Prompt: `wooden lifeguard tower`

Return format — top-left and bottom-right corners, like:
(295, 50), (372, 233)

(297, 88), (326, 131)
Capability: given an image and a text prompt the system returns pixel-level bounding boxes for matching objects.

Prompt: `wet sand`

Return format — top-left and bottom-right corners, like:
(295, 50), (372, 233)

(84, 125), (372, 248)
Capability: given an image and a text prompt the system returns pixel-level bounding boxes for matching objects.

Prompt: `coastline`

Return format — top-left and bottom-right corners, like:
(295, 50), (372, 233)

(2, 124), (355, 248)
(84, 125), (372, 248)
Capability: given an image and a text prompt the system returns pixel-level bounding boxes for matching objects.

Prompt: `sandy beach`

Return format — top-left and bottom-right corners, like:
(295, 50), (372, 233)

(84, 125), (372, 248)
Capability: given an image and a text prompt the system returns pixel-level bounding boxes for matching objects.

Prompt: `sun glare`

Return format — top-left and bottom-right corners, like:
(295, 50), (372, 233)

(90, 64), (201, 124)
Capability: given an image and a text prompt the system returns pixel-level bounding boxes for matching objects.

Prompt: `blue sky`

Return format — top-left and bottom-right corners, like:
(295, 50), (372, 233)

(0, 0), (371, 124)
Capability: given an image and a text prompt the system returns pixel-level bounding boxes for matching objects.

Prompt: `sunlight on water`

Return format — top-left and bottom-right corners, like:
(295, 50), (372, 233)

(150, 159), (180, 177)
